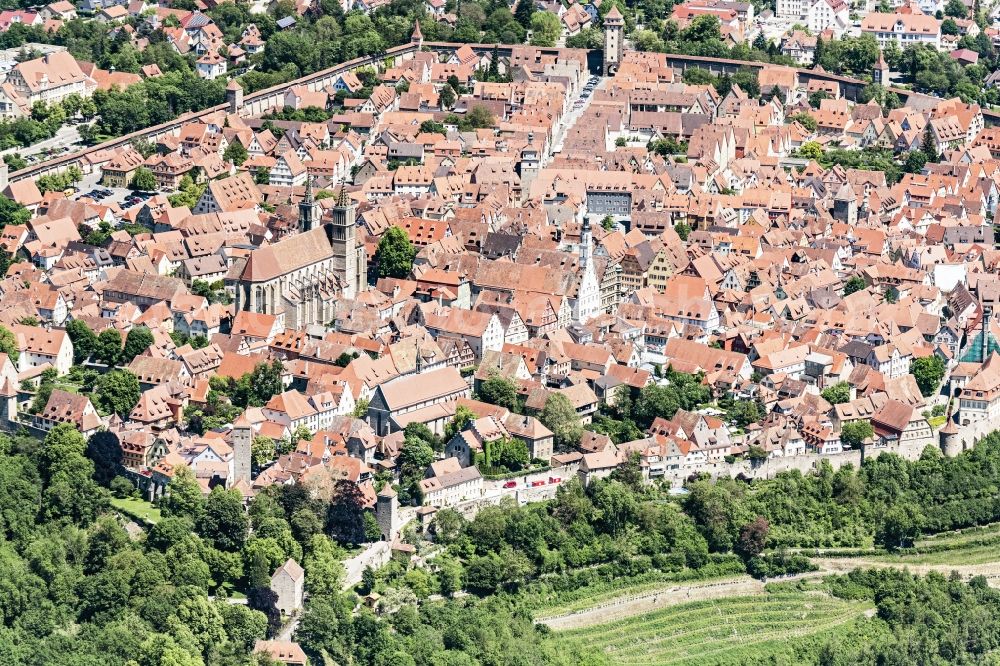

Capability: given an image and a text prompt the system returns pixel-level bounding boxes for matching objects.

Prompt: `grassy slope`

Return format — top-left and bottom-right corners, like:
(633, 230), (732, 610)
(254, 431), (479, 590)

(554, 593), (870, 666)
(110, 496), (162, 525)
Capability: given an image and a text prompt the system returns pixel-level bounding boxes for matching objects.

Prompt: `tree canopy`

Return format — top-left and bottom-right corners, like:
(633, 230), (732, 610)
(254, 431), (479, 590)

(374, 226), (416, 279)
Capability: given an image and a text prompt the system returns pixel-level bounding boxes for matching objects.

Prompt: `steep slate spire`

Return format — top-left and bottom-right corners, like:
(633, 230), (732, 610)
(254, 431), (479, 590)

(336, 181), (350, 208)
(299, 175), (318, 232)
(303, 173), (314, 202)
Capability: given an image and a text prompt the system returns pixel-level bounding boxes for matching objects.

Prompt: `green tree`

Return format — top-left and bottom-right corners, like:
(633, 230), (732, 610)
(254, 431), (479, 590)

(840, 419), (874, 449)
(0, 194), (30, 228)
(514, 0), (534, 26)
(799, 141), (824, 160)
(0, 323), (16, 358)
(844, 275), (866, 295)
(161, 464), (206, 521)
(398, 437), (434, 479)
(374, 226), (416, 278)
(464, 104), (495, 129)
(529, 11), (560, 46)
(911, 355), (945, 397)
(478, 372), (520, 411)
(96, 328), (123, 366)
(121, 325), (154, 364)
(681, 13), (721, 42)
(419, 120), (446, 135)
(251, 435), (275, 468)
(683, 479), (748, 552)
(438, 84), (456, 109)
(220, 603), (268, 651)
(39, 423), (109, 524)
(328, 479), (369, 544)
(129, 166), (157, 191)
(303, 534), (344, 596)
(821, 382), (851, 405)
(876, 503), (923, 550)
(945, 0), (968, 17)
(223, 140), (248, 166)
(445, 405), (476, 442)
(903, 150), (927, 174)
(540, 393), (582, 450)
(198, 486), (249, 551)
(788, 112), (817, 131)
(66, 319), (97, 364)
(921, 123), (938, 162)
(94, 369), (141, 417)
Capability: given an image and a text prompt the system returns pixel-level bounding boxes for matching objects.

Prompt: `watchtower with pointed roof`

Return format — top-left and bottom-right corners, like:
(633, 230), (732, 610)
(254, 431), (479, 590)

(874, 50), (889, 86)
(226, 78), (243, 114)
(603, 5), (624, 76)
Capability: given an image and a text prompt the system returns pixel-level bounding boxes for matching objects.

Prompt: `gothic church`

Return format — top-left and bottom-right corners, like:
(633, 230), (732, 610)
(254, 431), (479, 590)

(233, 180), (367, 329)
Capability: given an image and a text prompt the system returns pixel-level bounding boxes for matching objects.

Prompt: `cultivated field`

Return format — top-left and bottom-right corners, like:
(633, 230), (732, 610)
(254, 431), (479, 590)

(552, 592), (870, 665)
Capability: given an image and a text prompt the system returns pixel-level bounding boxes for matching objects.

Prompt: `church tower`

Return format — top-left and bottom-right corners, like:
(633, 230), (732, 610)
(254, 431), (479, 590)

(328, 183), (365, 299)
(603, 5), (624, 77)
(299, 175), (319, 232)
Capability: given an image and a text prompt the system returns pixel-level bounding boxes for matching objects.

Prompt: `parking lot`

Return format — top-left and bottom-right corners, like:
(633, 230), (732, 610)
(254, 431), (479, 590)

(71, 171), (155, 212)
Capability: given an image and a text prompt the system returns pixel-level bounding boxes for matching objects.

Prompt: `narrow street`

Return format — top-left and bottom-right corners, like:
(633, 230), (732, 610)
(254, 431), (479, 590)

(550, 74), (604, 157)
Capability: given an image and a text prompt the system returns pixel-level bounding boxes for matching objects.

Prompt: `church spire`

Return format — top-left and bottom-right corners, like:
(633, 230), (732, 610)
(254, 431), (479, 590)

(299, 175), (318, 232)
(336, 181), (350, 208)
(304, 173), (314, 202)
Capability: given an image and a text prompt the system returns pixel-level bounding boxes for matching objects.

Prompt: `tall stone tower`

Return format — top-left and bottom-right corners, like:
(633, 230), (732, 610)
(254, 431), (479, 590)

(375, 485), (399, 542)
(226, 79), (243, 115)
(603, 5), (624, 77)
(327, 184), (365, 299)
(410, 19), (423, 48)
(231, 417), (252, 484)
(518, 132), (540, 204)
(580, 215), (592, 270)
(300, 175), (319, 232)
(873, 50), (889, 86)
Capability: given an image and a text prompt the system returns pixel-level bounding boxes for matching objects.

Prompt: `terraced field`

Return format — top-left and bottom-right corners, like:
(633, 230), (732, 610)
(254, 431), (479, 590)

(553, 592), (870, 665)
(870, 541), (1000, 565)
(822, 523), (1000, 568)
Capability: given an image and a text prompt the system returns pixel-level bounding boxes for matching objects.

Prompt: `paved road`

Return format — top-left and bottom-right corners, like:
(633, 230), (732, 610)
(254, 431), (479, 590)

(3, 123), (82, 163)
(550, 75), (603, 156)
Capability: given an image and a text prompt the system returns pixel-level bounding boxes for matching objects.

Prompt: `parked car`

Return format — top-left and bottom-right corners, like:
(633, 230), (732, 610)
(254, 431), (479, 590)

(503, 480), (517, 489)
(548, 477), (561, 484)
(531, 480), (545, 487)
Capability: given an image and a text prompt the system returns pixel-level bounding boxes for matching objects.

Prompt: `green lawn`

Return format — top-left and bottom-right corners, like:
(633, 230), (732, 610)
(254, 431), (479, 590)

(110, 497), (162, 525)
(554, 593), (870, 665)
